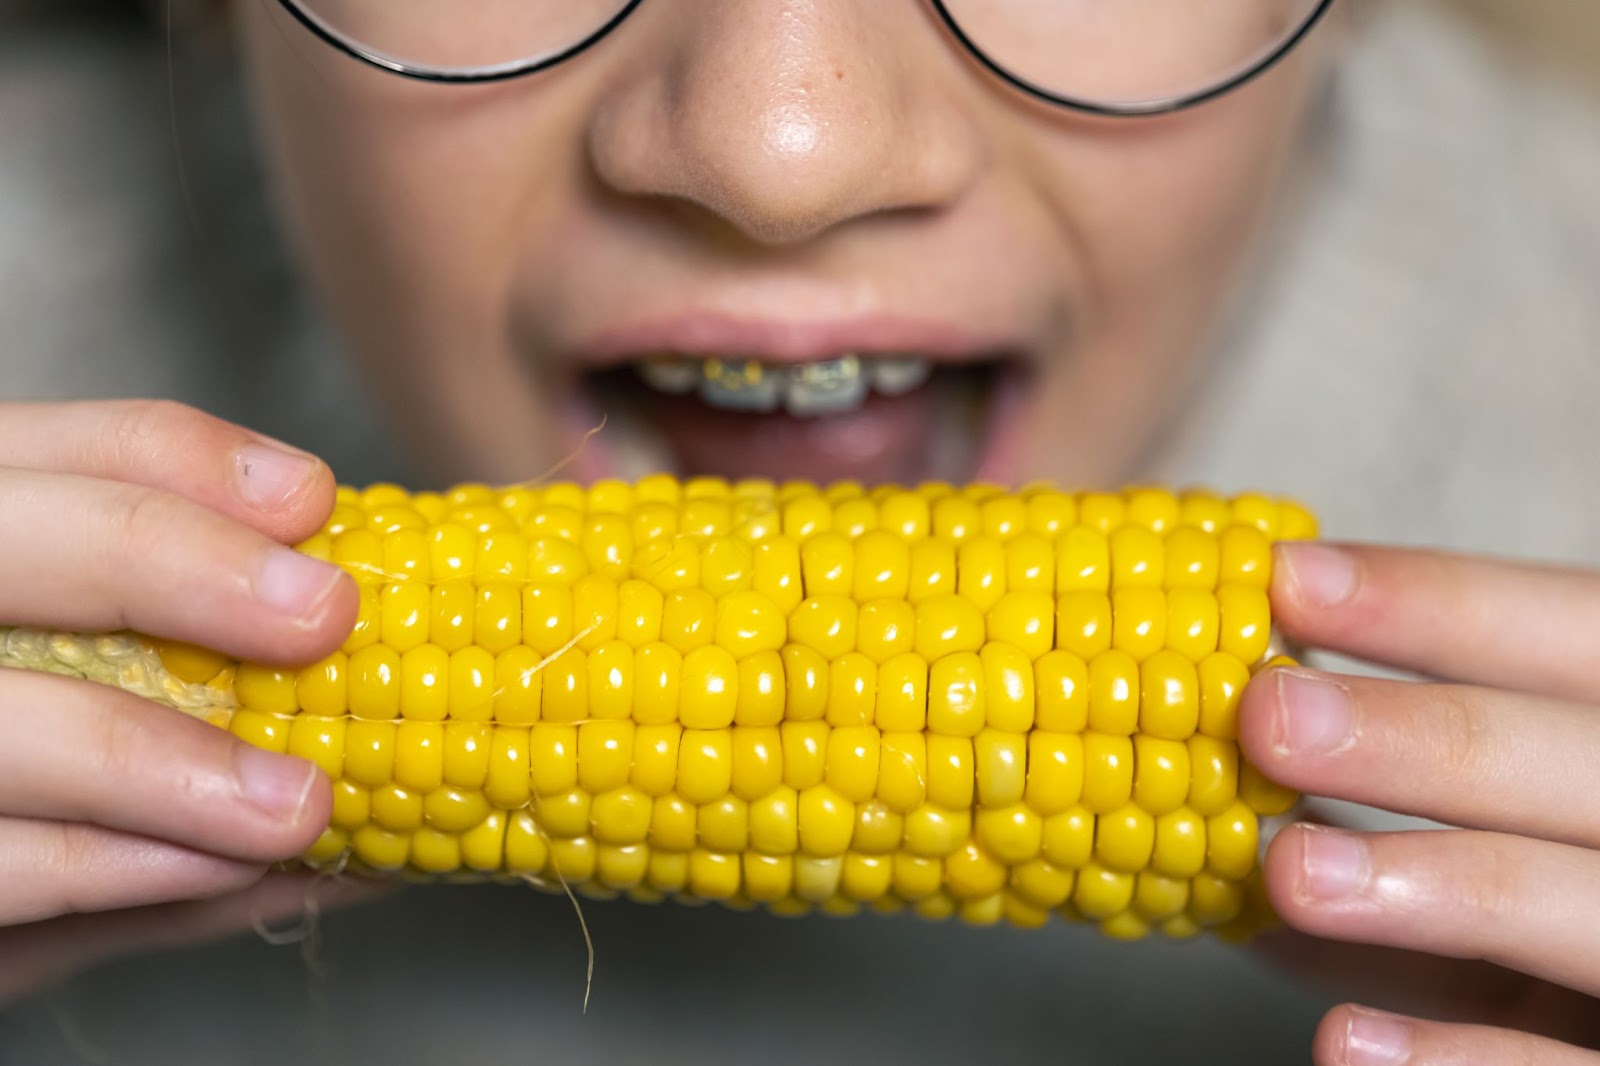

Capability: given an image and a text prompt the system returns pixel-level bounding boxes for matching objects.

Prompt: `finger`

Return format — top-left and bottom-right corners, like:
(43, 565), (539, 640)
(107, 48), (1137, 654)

(1272, 542), (1600, 705)
(1239, 667), (1600, 850)
(0, 400), (336, 545)
(0, 466), (356, 665)
(1265, 825), (1600, 1000)
(0, 818), (271, 926)
(0, 671), (331, 862)
(0, 872), (395, 1007)
(1314, 1004), (1600, 1066)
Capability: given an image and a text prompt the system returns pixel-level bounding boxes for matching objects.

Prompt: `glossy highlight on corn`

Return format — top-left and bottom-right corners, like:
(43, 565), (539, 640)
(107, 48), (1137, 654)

(0, 476), (1315, 939)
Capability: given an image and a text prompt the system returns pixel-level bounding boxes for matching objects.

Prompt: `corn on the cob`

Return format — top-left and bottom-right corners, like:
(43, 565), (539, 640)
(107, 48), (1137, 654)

(0, 476), (1314, 939)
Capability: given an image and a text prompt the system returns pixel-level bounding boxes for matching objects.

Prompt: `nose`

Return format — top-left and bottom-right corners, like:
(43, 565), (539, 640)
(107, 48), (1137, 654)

(586, 1), (984, 246)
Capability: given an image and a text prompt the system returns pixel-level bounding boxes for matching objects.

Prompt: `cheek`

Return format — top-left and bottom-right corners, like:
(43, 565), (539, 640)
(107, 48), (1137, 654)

(1039, 77), (1318, 316)
(237, 3), (568, 345)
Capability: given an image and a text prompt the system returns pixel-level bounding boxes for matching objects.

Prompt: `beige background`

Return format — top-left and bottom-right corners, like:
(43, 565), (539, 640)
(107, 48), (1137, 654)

(1, 2), (1598, 1064)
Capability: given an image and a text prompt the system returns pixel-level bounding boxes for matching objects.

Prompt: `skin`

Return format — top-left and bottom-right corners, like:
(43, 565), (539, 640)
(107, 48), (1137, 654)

(2, 2), (1596, 1062)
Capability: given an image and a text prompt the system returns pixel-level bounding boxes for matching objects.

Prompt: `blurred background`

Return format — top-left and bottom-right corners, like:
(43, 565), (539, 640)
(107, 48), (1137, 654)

(0, 1), (1597, 1063)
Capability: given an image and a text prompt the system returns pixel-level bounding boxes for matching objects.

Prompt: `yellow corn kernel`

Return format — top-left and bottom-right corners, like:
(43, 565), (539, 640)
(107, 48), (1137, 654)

(1055, 592), (1111, 660)
(1095, 804), (1156, 873)
(743, 853), (794, 902)
(825, 726), (881, 804)
(906, 538), (956, 601)
(874, 653), (928, 732)
(1010, 858), (1075, 909)
(928, 652), (985, 736)
(780, 720), (829, 790)
(296, 653), (348, 718)
(781, 643), (830, 721)
(1081, 732), (1134, 814)
(1024, 732), (1083, 815)
(975, 804), (1042, 865)
(648, 793), (697, 853)
(1055, 527), (1110, 594)
(678, 729), (733, 805)
(442, 721), (491, 790)
(476, 584), (525, 654)
(850, 801), (903, 854)
(915, 595), (985, 662)
(393, 721), (443, 793)
(370, 784), (423, 833)
(797, 784), (856, 857)
(1132, 735), (1191, 816)
(1072, 862), (1135, 920)
(902, 805), (970, 858)
(987, 591), (1054, 662)
(287, 715), (346, 780)
(699, 536), (751, 596)
(1151, 807), (1208, 879)
(730, 649), (784, 727)
(484, 727), (532, 810)
(826, 652), (878, 728)
(1187, 735), (1240, 816)
(925, 734), (975, 810)
(679, 645), (738, 729)
(853, 531), (911, 602)
(697, 796), (750, 853)
(1197, 651), (1251, 739)
(974, 729), (1027, 808)
(1218, 586), (1272, 666)
(856, 600), (915, 664)
(876, 731), (927, 812)
(749, 785), (799, 854)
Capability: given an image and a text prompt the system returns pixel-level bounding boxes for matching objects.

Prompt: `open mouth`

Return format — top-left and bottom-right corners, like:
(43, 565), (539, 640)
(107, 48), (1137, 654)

(573, 351), (1026, 486)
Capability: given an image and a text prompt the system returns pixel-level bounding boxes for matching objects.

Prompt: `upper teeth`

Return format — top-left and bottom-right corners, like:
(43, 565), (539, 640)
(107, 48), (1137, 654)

(635, 354), (932, 416)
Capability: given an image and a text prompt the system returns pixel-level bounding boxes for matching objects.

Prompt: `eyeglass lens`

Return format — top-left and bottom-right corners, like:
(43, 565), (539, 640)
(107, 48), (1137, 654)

(290, 0), (1323, 105)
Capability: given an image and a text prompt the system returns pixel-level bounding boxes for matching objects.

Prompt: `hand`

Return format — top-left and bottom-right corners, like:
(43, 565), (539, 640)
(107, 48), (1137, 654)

(1240, 541), (1600, 1063)
(0, 400), (360, 999)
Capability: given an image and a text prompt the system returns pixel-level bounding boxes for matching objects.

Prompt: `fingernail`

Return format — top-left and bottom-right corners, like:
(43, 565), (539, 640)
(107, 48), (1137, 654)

(257, 548), (343, 618)
(235, 443), (317, 508)
(1300, 825), (1370, 901)
(1278, 542), (1358, 607)
(1344, 1007), (1413, 1065)
(1274, 669), (1354, 755)
(236, 745), (317, 819)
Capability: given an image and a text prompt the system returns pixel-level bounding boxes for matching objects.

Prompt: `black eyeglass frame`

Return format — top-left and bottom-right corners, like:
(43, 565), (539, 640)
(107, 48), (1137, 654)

(273, 0), (1338, 118)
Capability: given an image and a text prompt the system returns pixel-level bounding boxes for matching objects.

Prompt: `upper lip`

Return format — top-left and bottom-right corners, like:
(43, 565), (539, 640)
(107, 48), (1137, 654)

(576, 311), (1016, 369)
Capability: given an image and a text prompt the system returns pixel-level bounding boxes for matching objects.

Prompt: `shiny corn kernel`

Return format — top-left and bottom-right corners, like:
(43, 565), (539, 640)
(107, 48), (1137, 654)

(1056, 593), (1111, 660)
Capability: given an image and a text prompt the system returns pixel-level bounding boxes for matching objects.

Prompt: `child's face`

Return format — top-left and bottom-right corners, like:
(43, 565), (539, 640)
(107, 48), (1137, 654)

(236, 2), (1338, 487)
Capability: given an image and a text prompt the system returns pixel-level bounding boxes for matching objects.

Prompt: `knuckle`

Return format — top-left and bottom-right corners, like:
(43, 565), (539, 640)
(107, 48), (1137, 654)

(103, 488), (188, 588)
(1454, 836), (1523, 929)
(92, 700), (156, 789)
(1426, 685), (1493, 781)
(105, 399), (217, 472)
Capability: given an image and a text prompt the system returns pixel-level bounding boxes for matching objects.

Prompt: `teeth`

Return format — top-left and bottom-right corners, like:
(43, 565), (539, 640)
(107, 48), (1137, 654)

(870, 357), (932, 397)
(700, 359), (783, 412)
(635, 357), (700, 395)
(784, 355), (866, 417)
(633, 352), (907, 417)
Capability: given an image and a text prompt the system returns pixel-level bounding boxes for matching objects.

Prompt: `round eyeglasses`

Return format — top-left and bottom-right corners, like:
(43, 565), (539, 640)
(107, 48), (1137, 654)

(274, 0), (1337, 118)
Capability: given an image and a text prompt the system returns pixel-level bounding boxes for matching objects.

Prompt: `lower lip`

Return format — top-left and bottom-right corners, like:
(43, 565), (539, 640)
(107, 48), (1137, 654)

(561, 364), (1031, 487)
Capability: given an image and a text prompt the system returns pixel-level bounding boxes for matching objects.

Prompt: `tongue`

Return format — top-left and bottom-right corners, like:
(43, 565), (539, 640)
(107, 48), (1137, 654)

(640, 387), (954, 485)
